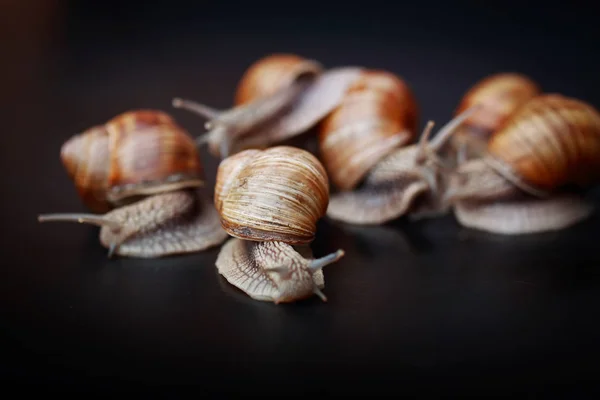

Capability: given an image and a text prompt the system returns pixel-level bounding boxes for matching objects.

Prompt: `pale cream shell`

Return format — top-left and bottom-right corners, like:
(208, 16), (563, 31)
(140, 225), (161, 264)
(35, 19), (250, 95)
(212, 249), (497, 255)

(215, 146), (329, 244)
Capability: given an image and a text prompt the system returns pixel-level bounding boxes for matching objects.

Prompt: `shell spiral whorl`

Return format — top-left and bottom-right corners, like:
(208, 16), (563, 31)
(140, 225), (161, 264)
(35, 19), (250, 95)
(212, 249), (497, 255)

(455, 73), (541, 136)
(234, 54), (323, 106)
(215, 146), (330, 244)
(486, 94), (600, 195)
(60, 110), (204, 212)
(318, 70), (419, 191)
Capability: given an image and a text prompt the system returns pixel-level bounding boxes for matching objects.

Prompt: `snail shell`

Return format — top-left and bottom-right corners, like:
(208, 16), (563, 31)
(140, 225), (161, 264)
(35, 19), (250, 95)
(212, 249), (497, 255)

(173, 54), (362, 158)
(451, 73), (540, 160)
(318, 69), (419, 191)
(213, 146), (344, 303)
(61, 110), (204, 213)
(215, 146), (329, 244)
(486, 94), (600, 195)
(445, 94), (600, 234)
(233, 54), (323, 106)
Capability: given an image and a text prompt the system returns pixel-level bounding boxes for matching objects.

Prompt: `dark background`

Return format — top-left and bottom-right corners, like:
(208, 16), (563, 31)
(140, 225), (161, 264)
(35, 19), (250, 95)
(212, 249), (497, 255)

(1, 0), (600, 394)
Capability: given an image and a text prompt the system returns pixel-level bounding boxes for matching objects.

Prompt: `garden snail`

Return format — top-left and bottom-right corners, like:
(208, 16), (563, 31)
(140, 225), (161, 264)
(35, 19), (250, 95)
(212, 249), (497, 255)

(214, 146), (345, 304)
(172, 53), (363, 158)
(37, 110), (228, 258)
(444, 94), (600, 234)
(322, 98), (482, 225)
(449, 73), (541, 162)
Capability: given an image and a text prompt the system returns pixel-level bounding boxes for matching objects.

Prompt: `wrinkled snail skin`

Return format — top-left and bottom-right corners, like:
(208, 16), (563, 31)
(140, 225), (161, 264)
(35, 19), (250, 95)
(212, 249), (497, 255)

(449, 73), (541, 162)
(38, 189), (228, 258)
(216, 239), (344, 304)
(214, 146), (345, 304)
(172, 53), (363, 159)
(325, 105), (482, 225)
(37, 110), (229, 258)
(59, 109), (205, 213)
(444, 94), (600, 235)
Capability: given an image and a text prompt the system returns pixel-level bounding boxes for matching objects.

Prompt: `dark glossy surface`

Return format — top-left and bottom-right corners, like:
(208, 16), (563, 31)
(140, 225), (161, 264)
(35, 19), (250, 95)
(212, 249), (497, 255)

(2, 1), (600, 394)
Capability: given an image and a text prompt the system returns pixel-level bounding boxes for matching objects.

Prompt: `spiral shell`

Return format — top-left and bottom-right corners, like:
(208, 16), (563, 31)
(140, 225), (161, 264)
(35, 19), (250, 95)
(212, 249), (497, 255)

(215, 146), (329, 244)
(455, 73), (540, 138)
(61, 110), (204, 212)
(318, 70), (419, 191)
(214, 149), (261, 212)
(486, 94), (600, 195)
(234, 54), (323, 106)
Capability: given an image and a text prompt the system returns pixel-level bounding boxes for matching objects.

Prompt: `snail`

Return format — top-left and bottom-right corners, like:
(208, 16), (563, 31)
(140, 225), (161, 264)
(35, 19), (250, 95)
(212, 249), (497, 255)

(449, 73), (541, 162)
(37, 110), (228, 258)
(322, 93), (482, 225)
(172, 53), (363, 158)
(214, 146), (345, 304)
(444, 94), (600, 234)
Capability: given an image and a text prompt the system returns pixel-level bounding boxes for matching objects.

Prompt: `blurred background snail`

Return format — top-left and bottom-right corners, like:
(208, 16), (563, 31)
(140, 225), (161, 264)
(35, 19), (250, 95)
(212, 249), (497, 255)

(448, 73), (541, 162)
(172, 53), (363, 159)
(444, 94), (600, 234)
(318, 70), (419, 191)
(37, 110), (228, 258)
(322, 90), (482, 226)
(214, 146), (345, 304)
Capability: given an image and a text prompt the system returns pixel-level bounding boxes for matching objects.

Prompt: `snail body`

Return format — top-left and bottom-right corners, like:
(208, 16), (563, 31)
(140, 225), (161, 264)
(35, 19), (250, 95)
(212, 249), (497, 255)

(214, 146), (345, 303)
(173, 53), (363, 158)
(445, 94), (600, 234)
(38, 110), (228, 258)
(450, 73), (541, 162)
(323, 101), (482, 225)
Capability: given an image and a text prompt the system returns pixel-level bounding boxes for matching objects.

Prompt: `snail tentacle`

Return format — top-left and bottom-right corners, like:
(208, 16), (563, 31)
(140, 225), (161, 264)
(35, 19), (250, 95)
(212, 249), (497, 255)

(429, 104), (483, 152)
(38, 213), (128, 258)
(172, 98), (221, 121)
(312, 286), (328, 302)
(38, 213), (120, 230)
(308, 249), (345, 271)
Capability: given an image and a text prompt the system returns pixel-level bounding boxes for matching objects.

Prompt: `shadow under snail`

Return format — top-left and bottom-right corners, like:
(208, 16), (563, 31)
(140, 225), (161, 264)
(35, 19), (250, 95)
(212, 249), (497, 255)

(172, 53), (363, 159)
(213, 146), (345, 304)
(37, 110), (228, 258)
(444, 93), (600, 235)
(448, 72), (541, 163)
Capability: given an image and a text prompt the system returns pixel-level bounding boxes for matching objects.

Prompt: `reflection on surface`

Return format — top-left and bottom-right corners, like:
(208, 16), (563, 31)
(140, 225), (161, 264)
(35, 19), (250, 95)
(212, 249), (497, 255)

(327, 220), (415, 257)
(455, 207), (600, 246)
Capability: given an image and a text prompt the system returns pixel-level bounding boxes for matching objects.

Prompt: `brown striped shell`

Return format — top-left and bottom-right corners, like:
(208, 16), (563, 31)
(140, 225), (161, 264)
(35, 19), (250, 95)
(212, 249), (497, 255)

(485, 94), (600, 195)
(455, 73), (541, 138)
(234, 54), (323, 106)
(318, 69), (419, 191)
(215, 146), (330, 244)
(60, 110), (204, 213)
